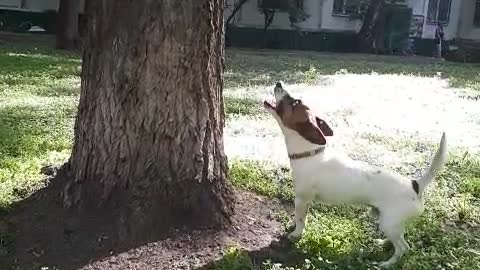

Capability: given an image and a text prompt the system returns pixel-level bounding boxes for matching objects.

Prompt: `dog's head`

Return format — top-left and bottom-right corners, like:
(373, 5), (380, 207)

(264, 82), (333, 145)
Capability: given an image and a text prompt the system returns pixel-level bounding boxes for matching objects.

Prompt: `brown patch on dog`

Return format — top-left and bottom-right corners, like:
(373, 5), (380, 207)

(315, 117), (333, 136)
(271, 83), (334, 145)
(294, 121), (326, 145)
(278, 101), (326, 145)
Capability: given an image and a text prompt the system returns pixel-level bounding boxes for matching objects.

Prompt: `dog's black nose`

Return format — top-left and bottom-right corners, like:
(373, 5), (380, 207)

(275, 81), (283, 88)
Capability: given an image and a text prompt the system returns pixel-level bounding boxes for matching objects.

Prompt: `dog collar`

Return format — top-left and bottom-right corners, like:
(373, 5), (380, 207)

(288, 146), (325, 160)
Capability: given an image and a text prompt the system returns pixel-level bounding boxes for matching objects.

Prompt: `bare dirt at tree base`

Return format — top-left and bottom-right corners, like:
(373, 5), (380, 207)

(1, 181), (294, 270)
(80, 191), (292, 270)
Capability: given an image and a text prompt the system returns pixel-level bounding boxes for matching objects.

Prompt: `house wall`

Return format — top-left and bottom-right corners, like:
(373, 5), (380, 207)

(458, 0), (480, 40)
(0, 0), (85, 13)
(408, 0), (426, 13)
(231, 0), (360, 32)
(419, 0), (462, 40)
(300, 0), (323, 30)
(0, 0), (57, 11)
(233, 0), (297, 30)
(0, 0), (20, 8)
(320, 0), (361, 32)
(317, 0), (464, 39)
(23, 0), (58, 11)
(229, 0), (469, 40)
(233, 0), (323, 31)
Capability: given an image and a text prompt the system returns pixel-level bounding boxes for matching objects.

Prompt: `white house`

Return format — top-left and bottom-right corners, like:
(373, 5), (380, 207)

(0, 0), (84, 13)
(226, 0), (480, 42)
(1, 0), (477, 41)
(0, 0), (85, 33)
(1, 0), (479, 54)
(458, 0), (480, 40)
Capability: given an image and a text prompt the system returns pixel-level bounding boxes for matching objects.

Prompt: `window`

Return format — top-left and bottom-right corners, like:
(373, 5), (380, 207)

(258, 0), (303, 12)
(427, 0), (451, 24)
(332, 0), (362, 16)
(474, 0), (480, 27)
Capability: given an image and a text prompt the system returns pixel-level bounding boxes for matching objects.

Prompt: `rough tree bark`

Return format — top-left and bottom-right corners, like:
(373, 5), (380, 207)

(357, 0), (386, 52)
(56, 0), (80, 50)
(61, 0), (235, 239)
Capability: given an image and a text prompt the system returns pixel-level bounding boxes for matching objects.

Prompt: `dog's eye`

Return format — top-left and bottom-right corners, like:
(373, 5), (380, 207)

(293, 99), (302, 106)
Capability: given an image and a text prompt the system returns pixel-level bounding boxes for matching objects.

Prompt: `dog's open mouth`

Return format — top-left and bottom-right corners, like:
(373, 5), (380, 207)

(263, 98), (276, 110)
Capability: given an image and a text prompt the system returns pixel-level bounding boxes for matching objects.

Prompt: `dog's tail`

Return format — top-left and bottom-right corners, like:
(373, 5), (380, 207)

(416, 132), (448, 195)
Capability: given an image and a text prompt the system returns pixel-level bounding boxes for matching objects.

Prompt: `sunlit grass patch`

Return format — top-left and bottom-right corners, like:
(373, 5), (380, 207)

(226, 49), (480, 92)
(225, 97), (264, 117)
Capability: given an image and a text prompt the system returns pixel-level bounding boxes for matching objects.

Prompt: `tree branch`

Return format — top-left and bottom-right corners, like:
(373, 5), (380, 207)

(226, 0), (250, 27)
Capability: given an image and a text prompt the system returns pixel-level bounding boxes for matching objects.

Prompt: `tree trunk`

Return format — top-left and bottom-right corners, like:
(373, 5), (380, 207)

(61, 0), (235, 239)
(56, 0), (80, 50)
(357, 0), (385, 53)
(262, 9), (275, 47)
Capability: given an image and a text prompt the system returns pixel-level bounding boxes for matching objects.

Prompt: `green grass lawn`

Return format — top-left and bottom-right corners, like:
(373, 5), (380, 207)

(0, 44), (479, 269)
(225, 49), (480, 99)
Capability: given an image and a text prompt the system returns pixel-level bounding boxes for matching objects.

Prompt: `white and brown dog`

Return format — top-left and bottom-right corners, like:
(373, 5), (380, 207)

(264, 82), (447, 268)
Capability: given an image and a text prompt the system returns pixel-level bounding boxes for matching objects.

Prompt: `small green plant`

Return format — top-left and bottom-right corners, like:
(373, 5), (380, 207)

(213, 246), (253, 270)
(458, 194), (475, 221)
(225, 97), (262, 117)
(229, 159), (294, 202)
(303, 65), (318, 85)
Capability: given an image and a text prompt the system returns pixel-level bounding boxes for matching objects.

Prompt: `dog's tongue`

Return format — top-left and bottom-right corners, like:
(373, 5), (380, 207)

(263, 96), (276, 108)
(266, 95), (275, 105)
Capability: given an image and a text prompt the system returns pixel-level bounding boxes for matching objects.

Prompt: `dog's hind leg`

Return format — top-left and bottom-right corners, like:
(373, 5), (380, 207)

(378, 217), (408, 268)
(400, 233), (410, 251)
(288, 197), (310, 241)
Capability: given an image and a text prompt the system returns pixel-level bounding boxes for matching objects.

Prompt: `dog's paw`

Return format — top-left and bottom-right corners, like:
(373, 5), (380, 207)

(367, 207), (380, 219)
(287, 232), (301, 242)
(285, 223), (296, 233)
(378, 261), (394, 269)
(374, 238), (390, 246)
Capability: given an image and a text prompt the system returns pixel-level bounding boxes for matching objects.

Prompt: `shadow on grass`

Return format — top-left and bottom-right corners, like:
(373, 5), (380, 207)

(197, 237), (389, 270)
(196, 237), (306, 270)
(0, 177), (296, 270)
(0, 139), (294, 270)
(0, 174), (132, 270)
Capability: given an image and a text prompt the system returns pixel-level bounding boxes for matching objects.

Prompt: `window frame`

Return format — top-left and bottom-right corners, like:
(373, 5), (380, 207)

(331, 0), (363, 17)
(426, 0), (452, 25)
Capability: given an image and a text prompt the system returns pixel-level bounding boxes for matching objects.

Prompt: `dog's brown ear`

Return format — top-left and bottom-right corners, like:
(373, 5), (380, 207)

(315, 117), (333, 136)
(295, 120), (326, 145)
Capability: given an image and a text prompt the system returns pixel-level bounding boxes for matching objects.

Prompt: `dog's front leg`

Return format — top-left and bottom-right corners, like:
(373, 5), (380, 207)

(288, 197), (310, 241)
